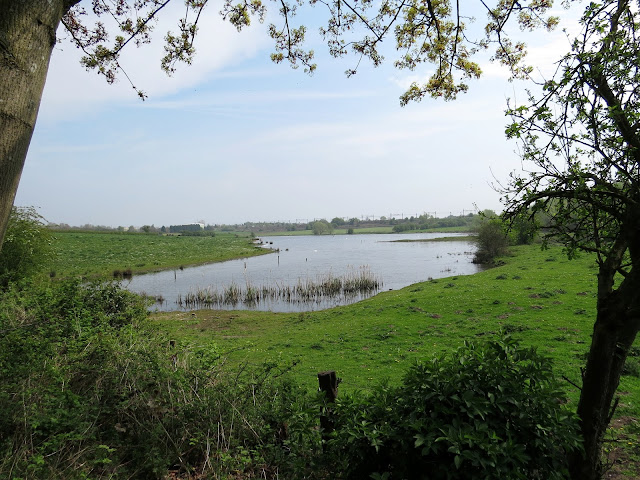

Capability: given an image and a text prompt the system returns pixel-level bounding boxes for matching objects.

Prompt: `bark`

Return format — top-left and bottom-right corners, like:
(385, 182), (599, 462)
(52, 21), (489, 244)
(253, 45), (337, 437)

(568, 266), (640, 480)
(0, 0), (73, 249)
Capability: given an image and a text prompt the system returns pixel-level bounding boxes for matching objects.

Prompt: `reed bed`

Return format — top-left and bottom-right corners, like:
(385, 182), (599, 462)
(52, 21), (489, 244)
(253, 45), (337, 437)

(176, 267), (382, 309)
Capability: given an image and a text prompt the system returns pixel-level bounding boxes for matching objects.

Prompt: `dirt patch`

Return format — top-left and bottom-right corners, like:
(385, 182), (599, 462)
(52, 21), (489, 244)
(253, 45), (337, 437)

(603, 416), (640, 479)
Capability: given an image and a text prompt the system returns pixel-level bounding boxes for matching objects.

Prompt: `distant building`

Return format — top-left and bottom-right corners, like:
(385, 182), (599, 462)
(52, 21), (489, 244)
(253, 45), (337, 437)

(169, 223), (205, 233)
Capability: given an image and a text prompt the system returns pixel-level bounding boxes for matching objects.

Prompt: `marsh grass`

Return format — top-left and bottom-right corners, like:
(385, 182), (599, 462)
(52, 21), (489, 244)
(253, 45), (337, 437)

(177, 267), (382, 308)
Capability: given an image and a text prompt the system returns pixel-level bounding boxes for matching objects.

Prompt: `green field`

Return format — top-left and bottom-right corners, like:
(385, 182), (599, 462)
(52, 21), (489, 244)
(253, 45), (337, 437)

(39, 232), (640, 476)
(153, 243), (639, 414)
(49, 231), (267, 278)
(151, 242), (640, 476)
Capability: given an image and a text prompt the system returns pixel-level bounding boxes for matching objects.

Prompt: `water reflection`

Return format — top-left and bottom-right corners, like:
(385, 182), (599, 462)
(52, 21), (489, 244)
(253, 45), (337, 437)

(125, 232), (480, 312)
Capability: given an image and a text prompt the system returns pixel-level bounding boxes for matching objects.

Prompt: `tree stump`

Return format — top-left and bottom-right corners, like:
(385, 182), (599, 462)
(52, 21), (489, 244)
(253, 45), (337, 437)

(318, 370), (339, 447)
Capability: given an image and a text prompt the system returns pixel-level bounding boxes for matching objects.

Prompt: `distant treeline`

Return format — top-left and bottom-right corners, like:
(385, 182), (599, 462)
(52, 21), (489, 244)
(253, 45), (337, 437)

(212, 212), (489, 234)
(46, 211), (490, 234)
(389, 213), (479, 232)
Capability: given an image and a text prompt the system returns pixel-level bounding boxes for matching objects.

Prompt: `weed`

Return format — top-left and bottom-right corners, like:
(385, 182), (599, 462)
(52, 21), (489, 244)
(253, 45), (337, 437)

(501, 324), (529, 334)
(622, 358), (640, 378)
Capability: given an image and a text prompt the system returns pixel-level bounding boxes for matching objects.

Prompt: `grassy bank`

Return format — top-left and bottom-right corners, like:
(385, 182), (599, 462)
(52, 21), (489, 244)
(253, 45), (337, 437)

(153, 242), (640, 477)
(153, 244), (639, 415)
(49, 231), (268, 278)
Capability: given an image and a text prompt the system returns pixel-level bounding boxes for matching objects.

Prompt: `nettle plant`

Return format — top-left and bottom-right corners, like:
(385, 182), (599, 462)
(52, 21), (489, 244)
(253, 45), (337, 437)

(319, 336), (581, 480)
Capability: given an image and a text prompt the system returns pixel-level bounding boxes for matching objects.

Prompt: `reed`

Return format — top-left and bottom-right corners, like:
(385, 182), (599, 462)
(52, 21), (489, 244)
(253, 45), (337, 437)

(177, 267), (382, 309)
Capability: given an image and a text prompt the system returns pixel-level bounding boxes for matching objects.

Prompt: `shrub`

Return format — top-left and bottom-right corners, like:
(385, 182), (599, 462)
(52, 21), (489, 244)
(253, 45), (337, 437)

(392, 223), (418, 233)
(0, 206), (55, 288)
(473, 219), (509, 264)
(319, 336), (581, 479)
(0, 280), (296, 479)
(312, 220), (334, 235)
(509, 213), (539, 245)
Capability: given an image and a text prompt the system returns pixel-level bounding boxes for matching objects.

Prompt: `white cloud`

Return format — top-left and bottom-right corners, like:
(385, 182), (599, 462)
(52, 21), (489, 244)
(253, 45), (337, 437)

(387, 71), (432, 91)
(38, 3), (269, 122)
(22, 1), (560, 227)
(143, 87), (379, 113)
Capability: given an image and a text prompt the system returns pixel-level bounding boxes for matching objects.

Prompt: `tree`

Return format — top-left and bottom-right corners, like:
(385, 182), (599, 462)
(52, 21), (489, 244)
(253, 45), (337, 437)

(0, 0), (563, 250)
(503, 2), (640, 478)
(473, 217), (508, 264)
(312, 219), (333, 235)
(508, 210), (538, 245)
(330, 217), (345, 227)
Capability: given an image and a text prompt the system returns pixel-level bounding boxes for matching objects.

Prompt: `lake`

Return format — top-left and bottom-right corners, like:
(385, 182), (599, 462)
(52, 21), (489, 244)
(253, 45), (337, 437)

(125, 232), (482, 312)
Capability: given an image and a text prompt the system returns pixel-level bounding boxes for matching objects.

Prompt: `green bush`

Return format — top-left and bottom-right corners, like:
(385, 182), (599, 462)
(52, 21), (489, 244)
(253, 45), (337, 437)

(0, 206), (55, 287)
(508, 213), (538, 246)
(312, 220), (334, 235)
(0, 280), (297, 479)
(317, 336), (581, 479)
(473, 219), (509, 264)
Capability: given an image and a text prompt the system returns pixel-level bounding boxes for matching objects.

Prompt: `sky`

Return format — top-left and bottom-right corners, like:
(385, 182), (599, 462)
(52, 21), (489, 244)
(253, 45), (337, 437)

(14, 2), (582, 228)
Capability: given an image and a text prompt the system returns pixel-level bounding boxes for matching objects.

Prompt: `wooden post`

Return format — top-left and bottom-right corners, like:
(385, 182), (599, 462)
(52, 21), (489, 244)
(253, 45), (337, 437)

(318, 370), (339, 402)
(318, 370), (339, 447)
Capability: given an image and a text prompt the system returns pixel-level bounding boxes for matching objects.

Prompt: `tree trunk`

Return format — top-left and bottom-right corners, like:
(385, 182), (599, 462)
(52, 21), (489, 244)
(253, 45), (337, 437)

(0, 0), (70, 249)
(569, 271), (640, 480)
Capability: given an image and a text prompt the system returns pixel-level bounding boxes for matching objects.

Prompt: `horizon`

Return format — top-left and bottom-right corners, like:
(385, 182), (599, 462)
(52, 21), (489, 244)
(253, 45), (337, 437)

(15, 3), (581, 229)
(45, 207), (483, 229)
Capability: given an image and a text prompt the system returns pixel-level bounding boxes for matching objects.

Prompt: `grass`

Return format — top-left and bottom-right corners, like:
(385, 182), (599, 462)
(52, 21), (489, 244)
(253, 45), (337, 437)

(152, 242), (640, 477)
(49, 231), (268, 278)
(153, 244), (639, 410)
(43, 230), (639, 477)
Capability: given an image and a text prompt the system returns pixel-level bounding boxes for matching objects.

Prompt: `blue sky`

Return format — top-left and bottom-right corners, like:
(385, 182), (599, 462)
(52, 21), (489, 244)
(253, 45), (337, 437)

(15, 2), (580, 228)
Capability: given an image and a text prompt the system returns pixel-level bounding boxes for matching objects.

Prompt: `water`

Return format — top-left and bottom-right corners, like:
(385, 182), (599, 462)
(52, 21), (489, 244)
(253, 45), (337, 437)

(125, 232), (481, 312)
